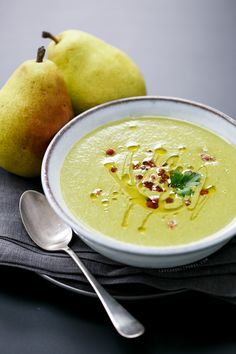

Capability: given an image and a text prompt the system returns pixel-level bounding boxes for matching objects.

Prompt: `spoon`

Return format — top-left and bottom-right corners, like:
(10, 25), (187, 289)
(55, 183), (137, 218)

(19, 190), (145, 338)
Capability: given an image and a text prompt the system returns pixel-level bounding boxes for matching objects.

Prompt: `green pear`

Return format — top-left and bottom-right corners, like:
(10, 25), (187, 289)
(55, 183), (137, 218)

(42, 30), (146, 113)
(0, 47), (74, 177)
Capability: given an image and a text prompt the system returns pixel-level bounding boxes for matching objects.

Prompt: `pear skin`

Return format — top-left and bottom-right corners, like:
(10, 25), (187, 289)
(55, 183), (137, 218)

(0, 47), (74, 177)
(43, 30), (146, 113)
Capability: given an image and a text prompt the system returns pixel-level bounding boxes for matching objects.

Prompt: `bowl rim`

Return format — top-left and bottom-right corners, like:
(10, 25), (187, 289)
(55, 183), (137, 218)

(41, 96), (236, 256)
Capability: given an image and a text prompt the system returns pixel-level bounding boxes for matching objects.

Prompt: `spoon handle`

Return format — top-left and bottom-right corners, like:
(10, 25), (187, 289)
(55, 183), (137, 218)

(64, 246), (145, 338)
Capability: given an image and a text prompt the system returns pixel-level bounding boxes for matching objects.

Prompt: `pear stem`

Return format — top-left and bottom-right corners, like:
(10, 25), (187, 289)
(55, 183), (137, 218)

(42, 31), (59, 44)
(36, 46), (46, 63)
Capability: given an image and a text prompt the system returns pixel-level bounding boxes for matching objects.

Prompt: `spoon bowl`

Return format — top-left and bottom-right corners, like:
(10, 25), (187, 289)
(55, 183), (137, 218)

(20, 190), (72, 251)
(19, 190), (145, 339)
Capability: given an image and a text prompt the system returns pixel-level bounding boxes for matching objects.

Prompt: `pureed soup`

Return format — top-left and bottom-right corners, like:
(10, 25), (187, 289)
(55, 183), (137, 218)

(60, 117), (236, 247)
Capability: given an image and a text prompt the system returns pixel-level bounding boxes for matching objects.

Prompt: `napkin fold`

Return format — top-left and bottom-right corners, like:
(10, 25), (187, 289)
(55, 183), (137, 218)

(1, 167), (236, 300)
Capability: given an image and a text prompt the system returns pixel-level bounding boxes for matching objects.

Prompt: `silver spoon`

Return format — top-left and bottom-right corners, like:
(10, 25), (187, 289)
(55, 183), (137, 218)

(19, 190), (145, 338)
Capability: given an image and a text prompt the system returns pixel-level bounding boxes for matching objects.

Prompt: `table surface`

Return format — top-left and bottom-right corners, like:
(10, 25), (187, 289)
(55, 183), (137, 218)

(1, 1), (236, 353)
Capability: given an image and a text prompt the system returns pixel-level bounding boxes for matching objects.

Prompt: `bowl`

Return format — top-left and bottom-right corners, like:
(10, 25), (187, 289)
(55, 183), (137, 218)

(41, 96), (236, 268)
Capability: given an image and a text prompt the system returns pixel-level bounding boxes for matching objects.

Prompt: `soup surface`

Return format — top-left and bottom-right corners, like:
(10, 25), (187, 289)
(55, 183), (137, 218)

(60, 117), (236, 246)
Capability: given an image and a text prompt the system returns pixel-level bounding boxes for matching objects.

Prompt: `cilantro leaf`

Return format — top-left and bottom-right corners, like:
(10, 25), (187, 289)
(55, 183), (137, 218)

(170, 168), (201, 197)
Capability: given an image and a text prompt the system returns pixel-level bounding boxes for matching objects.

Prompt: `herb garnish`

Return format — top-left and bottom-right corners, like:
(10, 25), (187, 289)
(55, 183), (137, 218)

(170, 168), (201, 197)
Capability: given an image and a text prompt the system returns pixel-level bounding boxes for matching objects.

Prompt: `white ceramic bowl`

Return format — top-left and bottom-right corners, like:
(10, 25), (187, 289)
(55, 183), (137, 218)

(41, 96), (236, 268)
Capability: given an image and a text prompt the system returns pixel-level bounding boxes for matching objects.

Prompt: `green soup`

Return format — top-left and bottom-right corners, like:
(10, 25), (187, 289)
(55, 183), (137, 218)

(60, 117), (236, 246)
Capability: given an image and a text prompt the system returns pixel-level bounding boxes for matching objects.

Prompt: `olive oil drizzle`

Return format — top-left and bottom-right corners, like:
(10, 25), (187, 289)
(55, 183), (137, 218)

(138, 212), (153, 232)
(98, 143), (216, 233)
(190, 185), (216, 220)
(121, 202), (134, 227)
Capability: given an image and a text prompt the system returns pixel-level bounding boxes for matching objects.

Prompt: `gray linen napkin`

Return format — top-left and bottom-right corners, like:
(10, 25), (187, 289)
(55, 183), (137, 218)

(1, 167), (236, 299)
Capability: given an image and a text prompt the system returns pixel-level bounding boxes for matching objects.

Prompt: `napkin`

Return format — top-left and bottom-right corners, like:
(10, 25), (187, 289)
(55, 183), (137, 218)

(1, 167), (236, 301)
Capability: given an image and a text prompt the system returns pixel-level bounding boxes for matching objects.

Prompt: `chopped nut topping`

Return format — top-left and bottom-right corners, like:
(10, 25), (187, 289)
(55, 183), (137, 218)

(152, 185), (164, 192)
(132, 162), (140, 170)
(106, 148), (115, 156)
(146, 197), (159, 209)
(185, 199), (191, 206)
(200, 153), (215, 162)
(143, 181), (154, 190)
(93, 188), (102, 196)
(157, 168), (166, 176)
(135, 174), (143, 180)
(167, 219), (177, 230)
(142, 159), (156, 168)
(200, 188), (209, 195)
(160, 174), (169, 183)
(157, 168), (169, 183)
(166, 197), (174, 204)
(110, 165), (117, 173)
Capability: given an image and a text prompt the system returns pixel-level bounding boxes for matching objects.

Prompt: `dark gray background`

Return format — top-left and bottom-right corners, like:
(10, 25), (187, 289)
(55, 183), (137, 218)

(1, 0), (236, 353)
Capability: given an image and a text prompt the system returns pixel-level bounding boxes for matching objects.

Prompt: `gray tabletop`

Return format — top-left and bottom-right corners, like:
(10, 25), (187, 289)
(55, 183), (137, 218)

(1, 1), (236, 353)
